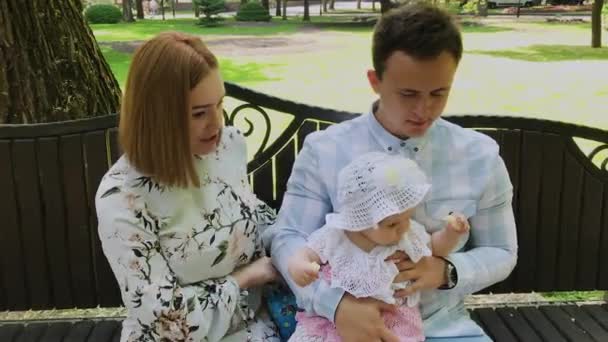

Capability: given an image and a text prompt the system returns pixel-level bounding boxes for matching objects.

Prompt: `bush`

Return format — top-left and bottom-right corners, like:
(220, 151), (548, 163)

(194, 0), (226, 26)
(235, 1), (271, 22)
(85, 4), (122, 24)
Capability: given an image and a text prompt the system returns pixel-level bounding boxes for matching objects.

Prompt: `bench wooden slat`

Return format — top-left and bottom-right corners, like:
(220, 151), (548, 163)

(583, 305), (608, 331)
(63, 321), (95, 342)
(111, 326), (121, 342)
(519, 306), (568, 342)
(12, 139), (51, 309)
(83, 131), (121, 307)
(557, 152), (585, 291)
(540, 306), (595, 342)
(474, 307), (518, 342)
(38, 137), (74, 308)
(108, 128), (121, 164)
(40, 322), (71, 342)
(61, 135), (96, 308)
(0, 141), (29, 310)
(516, 131), (544, 292)
(537, 134), (565, 291)
(0, 324), (23, 342)
(87, 321), (121, 342)
(601, 191), (608, 290)
(253, 159), (275, 209)
(577, 173), (603, 290)
(275, 139), (296, 209)
(496, 307), (543, 342)
(14, 322), (46, 342)
(562, 305), (608, 341)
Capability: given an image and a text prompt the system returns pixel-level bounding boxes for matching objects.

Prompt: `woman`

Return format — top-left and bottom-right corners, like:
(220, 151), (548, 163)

(96, 32), (280, 342)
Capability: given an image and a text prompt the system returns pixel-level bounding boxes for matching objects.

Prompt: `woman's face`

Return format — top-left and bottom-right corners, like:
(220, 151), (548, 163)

(189, 68), (225, 155)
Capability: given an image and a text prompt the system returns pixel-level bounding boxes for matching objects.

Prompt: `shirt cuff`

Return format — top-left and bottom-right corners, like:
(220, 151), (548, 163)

(444, 252), (474, 295)
(313, 281), (345, 323)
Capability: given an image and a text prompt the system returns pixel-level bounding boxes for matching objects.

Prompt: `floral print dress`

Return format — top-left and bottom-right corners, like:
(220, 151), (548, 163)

(96, 127), (280, 342)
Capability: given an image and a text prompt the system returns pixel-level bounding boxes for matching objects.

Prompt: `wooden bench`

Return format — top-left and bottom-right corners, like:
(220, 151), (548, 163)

(1, 82), (607, 342)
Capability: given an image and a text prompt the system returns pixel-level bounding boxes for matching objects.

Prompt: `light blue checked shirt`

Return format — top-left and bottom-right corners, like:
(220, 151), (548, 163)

(266, 108), (518, 339)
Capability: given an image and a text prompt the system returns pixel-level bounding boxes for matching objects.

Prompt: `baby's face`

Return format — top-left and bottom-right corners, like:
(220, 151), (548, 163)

(362, 208), (414, 246)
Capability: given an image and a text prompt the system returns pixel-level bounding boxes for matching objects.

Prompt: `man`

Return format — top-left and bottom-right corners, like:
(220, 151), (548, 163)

(266, 3), (518, 341)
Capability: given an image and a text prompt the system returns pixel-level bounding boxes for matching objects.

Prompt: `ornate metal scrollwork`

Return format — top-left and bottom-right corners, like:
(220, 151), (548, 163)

(588, 144), (608, 172)
(223, 103), (271, 157)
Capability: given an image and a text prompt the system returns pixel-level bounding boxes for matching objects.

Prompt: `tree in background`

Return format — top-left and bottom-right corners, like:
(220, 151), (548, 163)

(136, 0), (144, 19)
(122, 0), (135, 21)
(591, 0), (604, 48)
(0, 0), (121, 124)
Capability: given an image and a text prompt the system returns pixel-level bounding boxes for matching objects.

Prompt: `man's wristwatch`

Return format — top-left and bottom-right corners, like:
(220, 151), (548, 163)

(438, 258), (457, 290)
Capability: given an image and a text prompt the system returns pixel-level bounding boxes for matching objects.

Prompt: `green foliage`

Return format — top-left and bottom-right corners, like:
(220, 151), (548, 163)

(85, 4), (122, 24)
(235, 1), (271, 22)
(194, 0), (227, 26)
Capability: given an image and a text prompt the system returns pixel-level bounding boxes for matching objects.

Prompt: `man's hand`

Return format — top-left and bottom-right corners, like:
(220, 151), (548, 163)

(335, 293), (400, 342)
(386, 252), (447, 298)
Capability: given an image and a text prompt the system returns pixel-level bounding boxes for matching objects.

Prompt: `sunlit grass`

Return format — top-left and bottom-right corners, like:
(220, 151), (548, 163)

(470, 45), (608, 61)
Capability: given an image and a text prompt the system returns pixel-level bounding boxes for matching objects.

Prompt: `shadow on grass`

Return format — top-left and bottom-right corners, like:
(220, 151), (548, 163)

(470, 44), (608, 61)
(100, 46), (281, 88)
(459, 20), (514, 33)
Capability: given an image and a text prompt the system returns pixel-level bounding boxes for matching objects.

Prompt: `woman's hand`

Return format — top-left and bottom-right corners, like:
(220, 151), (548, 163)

(335, 293), (399, 342)
(231, 256), (278, 289)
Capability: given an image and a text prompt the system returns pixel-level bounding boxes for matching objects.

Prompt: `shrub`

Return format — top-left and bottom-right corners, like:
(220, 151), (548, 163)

(235, 1), (271, 22)
(85, 4), (122, 24)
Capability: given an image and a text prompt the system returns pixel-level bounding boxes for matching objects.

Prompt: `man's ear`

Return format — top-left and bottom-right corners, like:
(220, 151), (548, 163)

(367, 69), (381, 94)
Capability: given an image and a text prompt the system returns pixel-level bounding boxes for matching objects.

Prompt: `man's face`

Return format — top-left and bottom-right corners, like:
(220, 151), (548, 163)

(367, 51), (458, 139)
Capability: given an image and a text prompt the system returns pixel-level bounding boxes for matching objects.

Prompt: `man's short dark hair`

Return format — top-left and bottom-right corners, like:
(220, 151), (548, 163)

(372, 2), (463, 78)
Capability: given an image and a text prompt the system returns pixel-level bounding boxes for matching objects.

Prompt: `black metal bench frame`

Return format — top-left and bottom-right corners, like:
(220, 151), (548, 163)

(1, 82), (607, 342)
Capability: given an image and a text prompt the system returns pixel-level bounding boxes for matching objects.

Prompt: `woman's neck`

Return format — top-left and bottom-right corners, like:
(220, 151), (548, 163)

(344, 230), (378, 253)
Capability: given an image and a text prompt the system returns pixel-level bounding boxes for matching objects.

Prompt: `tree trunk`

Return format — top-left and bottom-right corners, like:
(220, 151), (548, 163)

(161, 0), (166, 19)
(591, 0), (604, 48)
(323, 0), (328, 12)
(0, 0), (121, 124)
(276, 0), (281, 16)
(123, 0), (135, 21)
(303, 0), (310, 21)
(172, 0), (176, 18)
(282, 0), (287, 19)
(262, 0), (270, 10)
(136, 0), (144, 19)
(357, 0), (362, 9)
(329, 0), (335, 10)
(373, 0), (376, 11)
(380, 0), (393, 13)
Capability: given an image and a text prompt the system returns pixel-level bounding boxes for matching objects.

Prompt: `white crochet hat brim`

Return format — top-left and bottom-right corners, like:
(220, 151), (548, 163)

(326, 183), (431, 231)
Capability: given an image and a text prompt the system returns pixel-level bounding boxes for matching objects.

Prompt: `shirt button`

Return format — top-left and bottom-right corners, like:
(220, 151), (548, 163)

(414, 147), (419, 152)
(387, 147), (393, 151)
(400, 142), (406, 147)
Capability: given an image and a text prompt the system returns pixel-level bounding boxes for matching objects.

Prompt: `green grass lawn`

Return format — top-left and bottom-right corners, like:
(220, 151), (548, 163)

(470, 44), (608, 61)
(95, 18), (608, 133)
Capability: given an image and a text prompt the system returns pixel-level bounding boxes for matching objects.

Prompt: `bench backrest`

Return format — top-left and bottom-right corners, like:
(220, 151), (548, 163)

(1, 83), (607, 311)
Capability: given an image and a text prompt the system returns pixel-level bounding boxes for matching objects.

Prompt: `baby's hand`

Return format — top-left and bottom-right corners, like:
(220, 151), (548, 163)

(288, 257), (320, 287)
(445, 212), (470, 234)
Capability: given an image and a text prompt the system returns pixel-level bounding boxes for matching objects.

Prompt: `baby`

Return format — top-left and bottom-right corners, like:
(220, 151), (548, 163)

(287, 152), (469, 341)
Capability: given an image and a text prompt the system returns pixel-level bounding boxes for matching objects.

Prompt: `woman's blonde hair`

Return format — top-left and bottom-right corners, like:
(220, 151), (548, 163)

(119, 32), (218, 188)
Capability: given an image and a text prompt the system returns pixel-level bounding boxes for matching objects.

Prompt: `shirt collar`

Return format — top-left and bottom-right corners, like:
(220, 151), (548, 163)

(366, 101), (431, 154)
